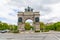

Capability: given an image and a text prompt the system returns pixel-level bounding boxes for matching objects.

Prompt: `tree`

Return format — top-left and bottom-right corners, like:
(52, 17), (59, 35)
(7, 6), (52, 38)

(2, 23), (9, 30)
(0, 22), (9, 30)
(13, 25), (18, 30)
(24, 22), (31, 30)
(0, 21), (19, 33)
(53, 22), (60, 31)
(40, 22), (45, 31)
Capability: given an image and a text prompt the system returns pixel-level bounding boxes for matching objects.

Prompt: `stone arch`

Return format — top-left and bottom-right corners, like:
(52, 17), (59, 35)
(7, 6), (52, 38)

(18, 7), (40, 32)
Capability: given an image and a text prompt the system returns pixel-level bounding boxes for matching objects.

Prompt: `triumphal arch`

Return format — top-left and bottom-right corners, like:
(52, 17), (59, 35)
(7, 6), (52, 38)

(17, 7), (40, 32)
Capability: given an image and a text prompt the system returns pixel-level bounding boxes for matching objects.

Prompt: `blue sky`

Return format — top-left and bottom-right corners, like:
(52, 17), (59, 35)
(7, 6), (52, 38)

(0, 0), (60, 25)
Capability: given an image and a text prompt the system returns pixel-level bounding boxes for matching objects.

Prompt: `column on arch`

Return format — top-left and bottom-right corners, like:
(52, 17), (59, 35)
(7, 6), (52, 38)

(34, 16), (40, 31)
(18, 16), (25, 31)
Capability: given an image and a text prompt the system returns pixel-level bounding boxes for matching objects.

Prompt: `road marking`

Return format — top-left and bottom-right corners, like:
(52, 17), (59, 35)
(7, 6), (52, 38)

(54, 34), (60, 40)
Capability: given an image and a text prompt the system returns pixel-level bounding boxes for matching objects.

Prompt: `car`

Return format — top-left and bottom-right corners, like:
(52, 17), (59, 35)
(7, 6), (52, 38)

(0, 30), (3, 33)
(1, 30), (10, 33)
(1, 30), (7, 33)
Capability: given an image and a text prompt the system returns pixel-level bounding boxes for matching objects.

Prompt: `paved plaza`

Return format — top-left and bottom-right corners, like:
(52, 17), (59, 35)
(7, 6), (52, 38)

(0, 31), (60, 40)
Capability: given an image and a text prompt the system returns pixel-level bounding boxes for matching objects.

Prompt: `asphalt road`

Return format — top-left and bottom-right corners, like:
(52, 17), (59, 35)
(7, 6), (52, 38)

(0, 32), (60, 40)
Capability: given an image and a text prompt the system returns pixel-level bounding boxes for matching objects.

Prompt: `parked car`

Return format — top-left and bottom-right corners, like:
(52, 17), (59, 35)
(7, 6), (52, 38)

(1, 30), (10, 33)
(1, 30), (7, 33)
(0, 30), (3, 33)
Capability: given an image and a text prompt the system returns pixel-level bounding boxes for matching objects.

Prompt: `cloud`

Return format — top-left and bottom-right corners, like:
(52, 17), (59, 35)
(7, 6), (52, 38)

(0, 0), (18, 25)
(41, 0), (60, 4)
(40, 2), (60, 23)
(0, 0), (60, 25)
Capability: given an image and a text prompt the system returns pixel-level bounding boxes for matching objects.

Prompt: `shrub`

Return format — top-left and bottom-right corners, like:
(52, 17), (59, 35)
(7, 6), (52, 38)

(12, 30), (19, 33)
(35, 30), (40, 32)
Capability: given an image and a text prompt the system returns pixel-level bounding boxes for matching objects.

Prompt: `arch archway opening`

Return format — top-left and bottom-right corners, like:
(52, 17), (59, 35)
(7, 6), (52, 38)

(25, 19), (34, 30)
(25, 19), (33, 26)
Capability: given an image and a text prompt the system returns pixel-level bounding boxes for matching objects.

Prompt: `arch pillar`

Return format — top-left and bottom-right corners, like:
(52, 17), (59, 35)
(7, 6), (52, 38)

(18, 23), (25, 31)
(34, 22), (40, 31)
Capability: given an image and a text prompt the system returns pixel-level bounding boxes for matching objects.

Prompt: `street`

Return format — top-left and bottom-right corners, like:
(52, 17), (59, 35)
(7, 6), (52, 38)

(0, 32), (60, 40)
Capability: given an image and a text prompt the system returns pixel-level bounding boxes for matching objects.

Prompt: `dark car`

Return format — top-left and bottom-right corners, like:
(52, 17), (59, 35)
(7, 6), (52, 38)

(1, 30), (10, 33)
(1, 30), (7, 33)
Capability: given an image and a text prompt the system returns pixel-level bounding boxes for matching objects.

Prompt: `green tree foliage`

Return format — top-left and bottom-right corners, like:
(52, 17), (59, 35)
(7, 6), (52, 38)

(2, 23), (9, 30)
(0, 22), (9, 30)
(13, 25), (18, 30)
(45, 22), (60, 31)
(8, 25), (13, 30)
(8, 25), (18, 32)
(40, 22), (45, 31)
(30, 26), (34, 30)
(0, 21), (18, 31)
(1, 21), (60, 32)
(53, 22), (60, 31)
(11, 25), (19, 33)
(0, 22), (3, 30)
(24, 22), (31, 30)
(45, 24), (53, 31)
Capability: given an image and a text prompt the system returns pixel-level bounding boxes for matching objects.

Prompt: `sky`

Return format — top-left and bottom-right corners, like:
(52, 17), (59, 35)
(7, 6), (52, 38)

(0, 0), (60, 25)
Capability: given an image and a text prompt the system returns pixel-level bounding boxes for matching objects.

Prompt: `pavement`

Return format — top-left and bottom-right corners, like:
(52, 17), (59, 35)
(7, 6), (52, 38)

(0, 31), (60, 40)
